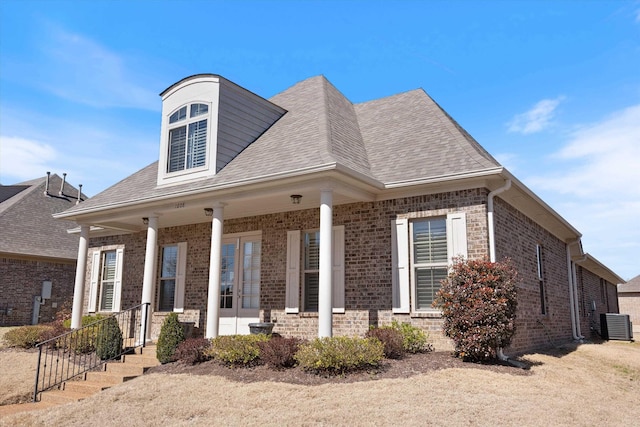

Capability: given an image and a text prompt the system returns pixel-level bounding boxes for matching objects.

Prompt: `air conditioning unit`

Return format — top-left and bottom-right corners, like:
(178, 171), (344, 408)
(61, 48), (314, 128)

(600, 313), (634, 341)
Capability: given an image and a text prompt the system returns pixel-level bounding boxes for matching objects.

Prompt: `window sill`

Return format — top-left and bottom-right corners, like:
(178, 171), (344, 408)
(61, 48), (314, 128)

(410, 311), (442, 319)
(299, 312), (319, 318)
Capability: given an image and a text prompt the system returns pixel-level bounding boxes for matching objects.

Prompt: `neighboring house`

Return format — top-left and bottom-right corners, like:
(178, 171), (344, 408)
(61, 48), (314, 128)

(55, 74), (623, 354)
(618, 275), (640, 335)
(0, 174), (84, 326)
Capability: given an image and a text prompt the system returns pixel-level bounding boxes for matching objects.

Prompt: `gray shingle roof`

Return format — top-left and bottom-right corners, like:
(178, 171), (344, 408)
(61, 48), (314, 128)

(0, 175), (83, 260)
(618, 274), (640, 293)
(60, 75), (502, 214)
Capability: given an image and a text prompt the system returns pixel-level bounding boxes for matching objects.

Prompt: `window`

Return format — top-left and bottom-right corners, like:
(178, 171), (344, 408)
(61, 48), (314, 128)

(167, 103), (209, 173)
(158, 243), (187, 312)
(99, 251), (117, 311)
(392, 213), (467, 313)
(88, 248), (124, 313)
(285, 226), (345, 314)
(159, 246), (177, 311)
(536, 244), (546, 315)
(410, 218), (449, 310)
(303, 231), (320, 311)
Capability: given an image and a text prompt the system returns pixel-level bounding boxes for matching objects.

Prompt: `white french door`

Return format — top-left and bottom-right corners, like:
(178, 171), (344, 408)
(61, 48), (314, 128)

(218, 233), (261, 335)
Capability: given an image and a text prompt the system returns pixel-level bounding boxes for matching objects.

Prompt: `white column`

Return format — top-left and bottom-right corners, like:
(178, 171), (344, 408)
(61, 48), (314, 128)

(140, 216), (158, 342)
(318, 189), (333, 338)
(206, 204), (225, 339)
(70, 225), (89, 329)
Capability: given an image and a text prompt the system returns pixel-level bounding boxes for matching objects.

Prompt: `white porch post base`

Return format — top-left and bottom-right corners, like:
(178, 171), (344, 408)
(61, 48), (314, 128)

(70, 225), (89, 329)
(140, 216), (158, 343)
(206, 204), (225, 339)
(318, 189), (333, 338)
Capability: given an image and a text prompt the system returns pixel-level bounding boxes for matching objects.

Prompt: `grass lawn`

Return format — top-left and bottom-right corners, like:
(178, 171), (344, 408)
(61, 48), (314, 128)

(1, 327), (639, 426)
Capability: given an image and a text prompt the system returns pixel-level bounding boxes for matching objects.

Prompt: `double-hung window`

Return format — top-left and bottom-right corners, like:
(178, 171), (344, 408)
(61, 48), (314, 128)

(167, 103), (209, 173)
(285, 226), (345, 314)
(392, 213), (467, 313)
(410, 218), (449, 310)
(158, 243), (187, 312)
(88, 248), (124, 313)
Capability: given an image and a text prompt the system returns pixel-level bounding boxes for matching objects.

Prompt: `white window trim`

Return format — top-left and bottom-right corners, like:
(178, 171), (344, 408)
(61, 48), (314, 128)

(158, 242), (187, 313)
(392, 212), (468, 314)
(165, 102), (212, 175)
(88, 247), (124, 313)
(285, 225), (345, 314)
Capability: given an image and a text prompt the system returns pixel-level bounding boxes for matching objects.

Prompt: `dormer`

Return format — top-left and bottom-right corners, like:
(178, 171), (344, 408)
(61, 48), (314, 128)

(157, 74), (286, 186)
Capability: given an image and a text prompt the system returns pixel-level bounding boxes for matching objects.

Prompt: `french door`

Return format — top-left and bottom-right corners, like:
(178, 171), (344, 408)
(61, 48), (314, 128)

(218, 233), (261, 335)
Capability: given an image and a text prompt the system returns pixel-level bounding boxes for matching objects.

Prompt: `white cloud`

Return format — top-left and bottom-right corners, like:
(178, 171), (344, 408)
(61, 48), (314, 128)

(508, 96), (565, 134)
(0, 136), (58, 183)
(526, 104), (640, 280)
(32, 25), (159, 110)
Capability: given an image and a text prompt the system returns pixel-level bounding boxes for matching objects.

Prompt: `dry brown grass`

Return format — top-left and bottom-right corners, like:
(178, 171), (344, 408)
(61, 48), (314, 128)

(1, 331), (638, 426)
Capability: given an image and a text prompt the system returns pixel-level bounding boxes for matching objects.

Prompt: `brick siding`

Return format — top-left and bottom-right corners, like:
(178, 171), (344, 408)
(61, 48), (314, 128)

(81, 187), (599, 353)
(0, 256), (76, 326)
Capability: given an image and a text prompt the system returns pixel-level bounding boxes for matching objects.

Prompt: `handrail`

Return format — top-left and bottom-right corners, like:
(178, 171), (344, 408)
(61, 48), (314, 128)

(33, 303), (149, 402)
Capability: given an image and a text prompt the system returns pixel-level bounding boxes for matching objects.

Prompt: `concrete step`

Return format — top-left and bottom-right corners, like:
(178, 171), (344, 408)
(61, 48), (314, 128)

(84, 370), (138, 385)
(63, 379), (111, 395)
(39, 389), (90, 404)
(36, 344), (159, 406)
(121, 353), (160, 367)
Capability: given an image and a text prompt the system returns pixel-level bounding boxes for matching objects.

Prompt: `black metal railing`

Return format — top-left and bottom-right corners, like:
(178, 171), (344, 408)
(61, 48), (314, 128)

(33, 303), (150, 402)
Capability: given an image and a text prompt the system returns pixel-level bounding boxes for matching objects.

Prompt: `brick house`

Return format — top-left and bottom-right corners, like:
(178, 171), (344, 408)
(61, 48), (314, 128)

(618, 275), (640, 336)
(55, 74), (623, 354)
(0, 174), (84, 326)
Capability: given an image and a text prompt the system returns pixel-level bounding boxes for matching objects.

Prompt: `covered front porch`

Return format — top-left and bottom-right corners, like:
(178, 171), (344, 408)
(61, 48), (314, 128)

(68, 175), (376, 342)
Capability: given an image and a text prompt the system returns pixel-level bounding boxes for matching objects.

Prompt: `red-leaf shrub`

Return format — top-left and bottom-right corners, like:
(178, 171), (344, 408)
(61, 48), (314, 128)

(258, 336), (303, 369)
(174, 337), (212, 365)
(434, 258), (518, 362)
(365, 327), (405, 359)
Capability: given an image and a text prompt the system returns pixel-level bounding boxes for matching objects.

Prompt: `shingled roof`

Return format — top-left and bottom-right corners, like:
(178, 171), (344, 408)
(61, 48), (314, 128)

(0, 175), (83, 260)
(60, 75), (501, 214)
(618, 274), (640, 293)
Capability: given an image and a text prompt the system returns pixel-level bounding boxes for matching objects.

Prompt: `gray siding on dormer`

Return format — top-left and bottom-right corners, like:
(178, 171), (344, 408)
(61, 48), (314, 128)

(217, 81), (286, 172)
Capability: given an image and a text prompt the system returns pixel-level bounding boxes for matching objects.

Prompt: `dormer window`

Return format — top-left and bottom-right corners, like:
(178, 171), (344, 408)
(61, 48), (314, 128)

(167, 103), (210, 173)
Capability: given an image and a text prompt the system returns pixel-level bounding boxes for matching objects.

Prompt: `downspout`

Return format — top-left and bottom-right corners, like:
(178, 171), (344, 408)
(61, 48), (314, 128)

(566, 240), (581, 340)
(487, 179), (511, 360)
(572, 253), (587, 339)
(487, 180), (511, 263)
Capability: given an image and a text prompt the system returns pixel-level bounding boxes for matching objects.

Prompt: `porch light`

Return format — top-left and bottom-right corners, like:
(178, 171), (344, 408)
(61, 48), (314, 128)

(290, 194), (302, 205)
(204, 208), (214, 216)
(142, 217), (149, 225)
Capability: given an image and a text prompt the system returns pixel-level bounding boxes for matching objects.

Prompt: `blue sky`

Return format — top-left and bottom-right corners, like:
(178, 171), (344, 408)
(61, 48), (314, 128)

(1, 0), (638, 280)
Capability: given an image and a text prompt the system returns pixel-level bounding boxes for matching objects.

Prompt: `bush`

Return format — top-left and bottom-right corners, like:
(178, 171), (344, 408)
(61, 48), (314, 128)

(206, 334), (269, 366)
(365, 327), (405, 359)
(174, 338), (212, 365)
(258, 336), (303, 369)
(435, 258), (518, 362)
(95, 316), (123, 360)
(62, 313), (107, 329)
(294, 336), (384, 375)
(388, 320), (433, 354)
(3, 325), (57, 348)
(156, 313), (186, 364)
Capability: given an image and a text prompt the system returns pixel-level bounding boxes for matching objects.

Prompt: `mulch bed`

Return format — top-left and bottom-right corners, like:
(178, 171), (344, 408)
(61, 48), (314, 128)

(146, 351), (533, 385)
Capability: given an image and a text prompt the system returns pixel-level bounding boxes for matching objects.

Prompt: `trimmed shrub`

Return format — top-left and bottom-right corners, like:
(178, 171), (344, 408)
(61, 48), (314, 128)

(62, 313), (107, 329)
(365, 327), (404, 359)
(388, 320), (433, 354)
(435, 258), (518, 362)
(294, 336), (384, 375)
(206, 334), (269, 366)
(96, 316), (123, 360)
(156, 313), (186, 364)
(174, 338), (212, 365)
(3, 325), (57, 348)
(258, 336), (303, 369)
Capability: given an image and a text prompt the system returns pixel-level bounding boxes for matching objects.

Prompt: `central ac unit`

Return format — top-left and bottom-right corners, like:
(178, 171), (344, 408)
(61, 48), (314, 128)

(600, 313), (634, 341)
